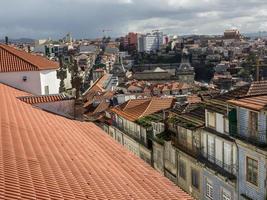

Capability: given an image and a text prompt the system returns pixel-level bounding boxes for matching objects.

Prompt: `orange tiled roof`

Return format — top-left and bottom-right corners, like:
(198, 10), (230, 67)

(18, 93), (73, 105)
(0, 44), (59, 72)
(0, 83), (192, 199)
(84, 74), (110, 96)
(112, 97), (174, 121)
(247, 81), (267, 96)
(228, 95), (267, 111)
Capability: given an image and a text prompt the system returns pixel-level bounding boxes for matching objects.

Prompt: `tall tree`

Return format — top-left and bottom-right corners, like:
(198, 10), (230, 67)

(57, 56), (67, 93)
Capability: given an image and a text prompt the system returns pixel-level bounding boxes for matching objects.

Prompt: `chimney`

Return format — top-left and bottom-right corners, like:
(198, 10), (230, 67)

(5, 36), (8, 45)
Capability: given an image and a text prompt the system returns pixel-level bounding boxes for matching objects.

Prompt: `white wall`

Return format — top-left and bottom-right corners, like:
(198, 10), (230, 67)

(40, 70), (60, 94)
(0, 71), (41, 95)
(123, 134), (140, 156)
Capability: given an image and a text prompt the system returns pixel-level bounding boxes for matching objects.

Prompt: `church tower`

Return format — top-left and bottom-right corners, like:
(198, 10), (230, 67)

(176, 45), (195, 84)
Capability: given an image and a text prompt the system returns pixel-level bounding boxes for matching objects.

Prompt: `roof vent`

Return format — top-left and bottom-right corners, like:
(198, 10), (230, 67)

(22, 76), (27, 82)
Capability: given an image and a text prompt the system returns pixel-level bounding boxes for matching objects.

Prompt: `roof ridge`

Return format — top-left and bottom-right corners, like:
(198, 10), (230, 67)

(0, 44), (39, 70)
(140, 98), (156, 118)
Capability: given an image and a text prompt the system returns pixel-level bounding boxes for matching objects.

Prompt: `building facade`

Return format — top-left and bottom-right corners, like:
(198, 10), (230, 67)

(0, 44), (60, 95)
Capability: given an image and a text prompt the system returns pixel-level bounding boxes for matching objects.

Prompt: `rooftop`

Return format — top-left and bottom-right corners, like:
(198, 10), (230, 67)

(111, 97), (174, 121)
(169, 104), (205, 130)
(228, 95), (267, 111)
(18, 93), (73, 105)
(205, 81), (267, 114)
(0, 44), (59, 72)
(0, 83), (192, 200)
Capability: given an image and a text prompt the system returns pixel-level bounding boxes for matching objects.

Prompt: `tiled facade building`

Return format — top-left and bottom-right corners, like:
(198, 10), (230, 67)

(101, 81), (267, 200)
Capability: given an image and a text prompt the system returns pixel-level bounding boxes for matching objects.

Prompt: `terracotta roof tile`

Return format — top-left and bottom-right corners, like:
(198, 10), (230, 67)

(228, 95), (267, 111)
(0, 83), (192, 199)
(18, 94), (73, 105)
(247, 81), (267, 96)
(0, 44), (59, 72)
(112, 97), (174, 121)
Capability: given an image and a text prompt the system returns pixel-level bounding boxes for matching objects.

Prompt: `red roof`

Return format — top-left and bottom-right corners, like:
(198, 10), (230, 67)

(228, 95), (267, 111)
(0, 83), (192, 200)
(18, 94), (73, 105)
(112, 97), (174, 121)
(0, 44), (59, 72)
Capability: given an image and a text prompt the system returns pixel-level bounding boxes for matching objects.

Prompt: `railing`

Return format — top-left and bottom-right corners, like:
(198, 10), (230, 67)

(198, 153), (237, 180)
(111, 121), (148, 147)
(171, 136), (201, 158)
(229, 123), (267, 147)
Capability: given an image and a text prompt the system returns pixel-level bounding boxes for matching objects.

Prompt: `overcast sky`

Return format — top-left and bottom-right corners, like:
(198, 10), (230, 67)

(1, 0), (267, 39)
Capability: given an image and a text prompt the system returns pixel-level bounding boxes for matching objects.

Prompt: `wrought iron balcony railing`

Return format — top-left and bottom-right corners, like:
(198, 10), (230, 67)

(111, 121), (148, 147)
(229, 124), (267, 148)
(198, 153), (237, 180)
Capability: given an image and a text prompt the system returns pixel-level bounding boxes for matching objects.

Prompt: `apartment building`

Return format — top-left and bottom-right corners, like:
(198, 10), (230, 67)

(138, 31), (164, 53)
(228, 95), (267, 200)
(100, 81), (267, 200)
(168, 104), (205, 199)
(105, 97), (174, 164)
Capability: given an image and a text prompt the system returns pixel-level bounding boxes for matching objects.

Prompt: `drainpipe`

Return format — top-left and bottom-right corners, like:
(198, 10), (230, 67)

(235, 140), (240, 200)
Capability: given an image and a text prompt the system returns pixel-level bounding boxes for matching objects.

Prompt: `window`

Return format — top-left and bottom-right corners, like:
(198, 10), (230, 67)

(44, 85), (49, 95)
(249, 111), (258, 136)
(207, 111), (216, 128)
(179, 127), (187, 144)
(223, 143), (232, 172)
(206, 181), (213, 199)
(246, 157), (258, 186)
(179, 159), (186, 180)
(191, 168), (199, 189)
(207, 135), (215, 162)
(118, 117), (123, 128)
(222, 189), (231, 200)
(224, 118), (229, 133)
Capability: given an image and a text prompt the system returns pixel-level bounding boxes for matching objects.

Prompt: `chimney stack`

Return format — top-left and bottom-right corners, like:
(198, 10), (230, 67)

(5, 36), (8, 45)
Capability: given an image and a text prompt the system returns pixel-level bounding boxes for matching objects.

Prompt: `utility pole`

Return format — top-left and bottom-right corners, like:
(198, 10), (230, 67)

(256, 58), (260, 81)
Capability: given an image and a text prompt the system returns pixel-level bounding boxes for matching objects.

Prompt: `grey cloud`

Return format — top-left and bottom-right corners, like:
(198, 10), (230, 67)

(0, 0), (267, 39)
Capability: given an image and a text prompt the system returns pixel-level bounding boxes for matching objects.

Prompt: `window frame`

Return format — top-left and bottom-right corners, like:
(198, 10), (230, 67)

(178, 159), (186, 180)
(223, 117), (229, 134)
(246, 156), (259, 187)
(221, 189), (231, 200)
(248, 111), (258, 136)
(44, 85), (49, 95)
(207, 111), (216, 128)
(191, 168), (200, 190)
(206, 181), (213, 199)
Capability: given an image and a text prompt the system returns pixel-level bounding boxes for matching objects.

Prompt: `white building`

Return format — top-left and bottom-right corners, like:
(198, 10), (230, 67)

(0, 44), (60, 95)
(138, 31), (164, 53)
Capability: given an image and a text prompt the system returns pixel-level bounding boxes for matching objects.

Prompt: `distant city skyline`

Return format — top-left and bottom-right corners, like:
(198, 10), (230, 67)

(1, 0), (267, 39)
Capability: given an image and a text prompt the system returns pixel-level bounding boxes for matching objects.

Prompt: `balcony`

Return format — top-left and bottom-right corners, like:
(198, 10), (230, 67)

(229, 124), (267, 148)
(172, 134), (236, 179)
(198, 153), (237, 180)
(171, 135), (201, 158)
(111, 121), (148, 147)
